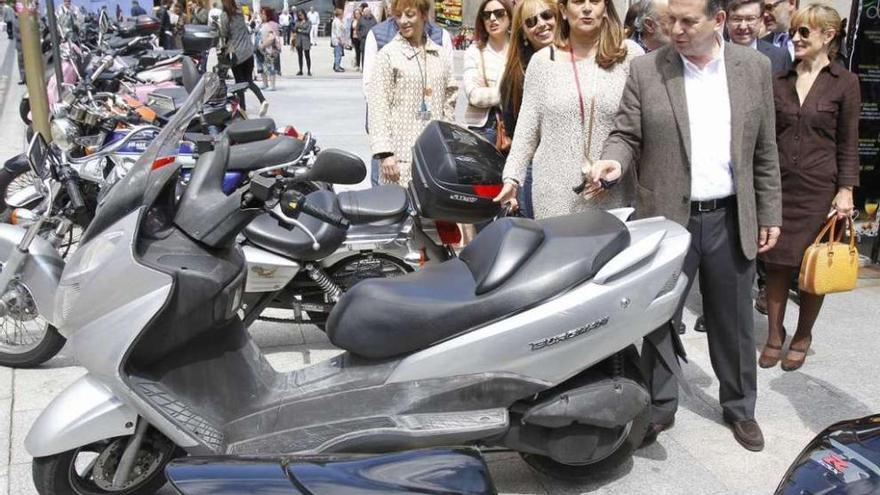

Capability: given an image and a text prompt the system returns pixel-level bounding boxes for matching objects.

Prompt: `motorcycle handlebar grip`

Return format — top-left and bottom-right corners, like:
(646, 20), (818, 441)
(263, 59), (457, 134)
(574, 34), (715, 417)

(300, 202), (350, 230)
(63, 176), (86, 210)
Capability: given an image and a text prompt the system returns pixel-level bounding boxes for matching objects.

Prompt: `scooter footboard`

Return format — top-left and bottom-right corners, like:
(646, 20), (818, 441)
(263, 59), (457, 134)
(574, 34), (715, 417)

(25, 374), (137, 458)
(0, 224), (63, 326)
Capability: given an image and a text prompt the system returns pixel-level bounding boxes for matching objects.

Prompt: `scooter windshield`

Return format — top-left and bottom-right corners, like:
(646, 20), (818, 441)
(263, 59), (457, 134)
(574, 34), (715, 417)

(81, 72), (221, 244)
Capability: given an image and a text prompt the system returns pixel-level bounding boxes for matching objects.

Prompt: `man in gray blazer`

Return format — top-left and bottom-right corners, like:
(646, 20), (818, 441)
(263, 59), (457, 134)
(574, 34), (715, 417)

(592, 0), (782, 452)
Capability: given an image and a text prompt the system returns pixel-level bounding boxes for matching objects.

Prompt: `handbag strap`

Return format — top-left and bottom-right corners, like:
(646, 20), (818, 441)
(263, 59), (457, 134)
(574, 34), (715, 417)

(812, 215), (857, 251)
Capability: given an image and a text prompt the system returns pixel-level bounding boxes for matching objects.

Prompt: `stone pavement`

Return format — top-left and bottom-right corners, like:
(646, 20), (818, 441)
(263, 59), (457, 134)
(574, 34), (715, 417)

(1, 35), (880, 495)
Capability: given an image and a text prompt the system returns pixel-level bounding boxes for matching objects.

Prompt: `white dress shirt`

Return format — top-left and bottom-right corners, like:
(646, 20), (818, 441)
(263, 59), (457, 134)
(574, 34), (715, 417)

(681, 40), (735, 201)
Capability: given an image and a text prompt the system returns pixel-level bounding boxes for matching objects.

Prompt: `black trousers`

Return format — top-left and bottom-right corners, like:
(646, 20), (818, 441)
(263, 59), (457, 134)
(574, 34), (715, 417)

(6, 23), (12, 40)
(296, 47), (311, 73)
(352, 38), (362, 68)
(230, 55), (265, 111)
(642, 201), (757, 424)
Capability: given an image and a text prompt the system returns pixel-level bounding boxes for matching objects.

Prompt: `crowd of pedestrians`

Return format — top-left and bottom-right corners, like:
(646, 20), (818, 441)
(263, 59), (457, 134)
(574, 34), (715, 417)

(359, 0), (862, 455)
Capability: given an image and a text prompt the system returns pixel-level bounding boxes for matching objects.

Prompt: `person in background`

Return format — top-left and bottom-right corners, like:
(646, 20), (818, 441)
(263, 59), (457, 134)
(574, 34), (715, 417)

(293, 8), (313, 75)
(116, 4), (123, 22)
(362, 0), (454, 186)
(623, 0), (643, 38)
(630, 0), (669, 52)
(259, 7), (281, 91)
(357, 3), (378, 68)
(131, 0), (147, 17)
(157, 0), (173, 49)
(331, 8), (346, 72)
(219, 0), (268, 116)
(191, 0), (209, 24)
(727, 0), (790, 72)
(4, 2), (14, 40)
(762, 0), (795, 59)
(463, 0), (512, 143)
(279, 8), (291, 45)
(56, 0), (76, 39)
(496, 0), (559, 218)
(368, 0), (458, 187)
(759, 4), (859, 371)
(495, 0), (641, 217)
(308, 6), (320, 45)
(351, 7), (364, 70)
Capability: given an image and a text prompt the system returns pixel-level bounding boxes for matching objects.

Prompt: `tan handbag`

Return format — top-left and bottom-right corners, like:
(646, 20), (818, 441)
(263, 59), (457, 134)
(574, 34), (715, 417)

(798, 216), (859, 295)
(479, 49), (511, 153)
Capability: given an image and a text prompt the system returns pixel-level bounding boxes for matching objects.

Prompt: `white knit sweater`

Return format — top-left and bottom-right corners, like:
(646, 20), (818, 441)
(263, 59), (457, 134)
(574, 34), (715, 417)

(461, 43), (507, 128)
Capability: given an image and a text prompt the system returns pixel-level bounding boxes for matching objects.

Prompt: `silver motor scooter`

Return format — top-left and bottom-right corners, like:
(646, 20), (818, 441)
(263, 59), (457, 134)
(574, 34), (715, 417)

(24, 74), (690, 495)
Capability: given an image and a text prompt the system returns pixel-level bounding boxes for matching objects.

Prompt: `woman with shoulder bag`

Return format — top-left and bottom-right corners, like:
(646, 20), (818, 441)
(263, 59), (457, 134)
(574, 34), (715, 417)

(462, 0), (512, 146)
(293, 8), (313, 76)
(219, 0), (268, 116)
(758, 4), (860, 372)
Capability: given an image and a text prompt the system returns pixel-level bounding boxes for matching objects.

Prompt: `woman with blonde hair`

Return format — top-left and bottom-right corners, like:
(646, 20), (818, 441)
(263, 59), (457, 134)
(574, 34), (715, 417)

(494, 0), (642, 218)
(758, 3), (860, 371)
(368, 0), (458, 186)
(497, 0), (560, 218)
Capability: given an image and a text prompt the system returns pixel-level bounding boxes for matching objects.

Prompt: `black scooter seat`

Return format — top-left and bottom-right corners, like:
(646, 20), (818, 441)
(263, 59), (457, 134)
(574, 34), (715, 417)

(226, 118), (276, 144)
(327, 211), (630, 359)
(337, 185), (408, 225)
(244, 190), (346, 261)
(227, 136), (304, 172)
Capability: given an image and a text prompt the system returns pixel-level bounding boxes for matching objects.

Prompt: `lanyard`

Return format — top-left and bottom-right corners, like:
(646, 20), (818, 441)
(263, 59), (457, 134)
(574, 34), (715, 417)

(569, 48), (596, 161)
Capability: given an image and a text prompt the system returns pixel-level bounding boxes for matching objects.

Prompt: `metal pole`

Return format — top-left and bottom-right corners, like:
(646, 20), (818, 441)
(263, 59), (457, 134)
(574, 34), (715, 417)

(43, 0), (64, 102)
(17, 0), (51, 141)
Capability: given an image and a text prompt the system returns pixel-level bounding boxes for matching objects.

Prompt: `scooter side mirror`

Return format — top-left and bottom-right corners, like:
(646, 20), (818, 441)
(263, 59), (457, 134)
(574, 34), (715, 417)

(305, 149), (366, 185)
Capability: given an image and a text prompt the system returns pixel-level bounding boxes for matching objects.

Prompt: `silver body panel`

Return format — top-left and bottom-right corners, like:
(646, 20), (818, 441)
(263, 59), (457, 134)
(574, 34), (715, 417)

(0, 223), (64, 326)
(242, 245), (301, 292)
(387, 217), (690, 385)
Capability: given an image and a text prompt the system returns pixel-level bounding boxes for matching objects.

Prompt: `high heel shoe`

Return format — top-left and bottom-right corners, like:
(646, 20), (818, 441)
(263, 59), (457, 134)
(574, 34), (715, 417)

(781, 337), (812, 372)
(758, 327), (786, 369)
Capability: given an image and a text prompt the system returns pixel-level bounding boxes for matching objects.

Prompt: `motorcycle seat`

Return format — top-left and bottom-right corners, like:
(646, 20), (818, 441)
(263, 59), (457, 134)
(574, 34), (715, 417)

(326, 211), (630, 359)
(243, 190), (346, 261)
(227, 136), (304, 171)
(227, 118), (277, 144)
(337, 185), (408, 225)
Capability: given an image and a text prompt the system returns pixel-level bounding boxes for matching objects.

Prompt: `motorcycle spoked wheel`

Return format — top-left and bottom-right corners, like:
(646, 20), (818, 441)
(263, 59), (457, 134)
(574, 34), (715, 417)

(32, 427), (182, 495)
(0, 163), (41, 216)
(518, 367), (650, 482)
(0, 263), (66, 368)
(301, 252), (414, 328)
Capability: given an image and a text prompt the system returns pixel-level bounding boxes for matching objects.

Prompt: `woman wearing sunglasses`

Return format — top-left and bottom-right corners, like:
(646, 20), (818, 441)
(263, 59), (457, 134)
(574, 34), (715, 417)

(494, 0), (642, 218)
(759, 4), (860, 371)
(367, 0), (458, 186)
(496, 0), (561, 218)
(462, 0), (513, 144)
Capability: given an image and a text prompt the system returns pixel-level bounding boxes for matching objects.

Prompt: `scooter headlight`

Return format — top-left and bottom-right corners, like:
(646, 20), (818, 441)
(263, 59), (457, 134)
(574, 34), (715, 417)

(50, 118), (80, 152)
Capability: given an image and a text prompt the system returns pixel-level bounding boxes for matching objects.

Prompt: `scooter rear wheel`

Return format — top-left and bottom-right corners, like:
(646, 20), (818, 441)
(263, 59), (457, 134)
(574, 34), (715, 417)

(519, 403), (650, 482)
(32, 428), (182, 495)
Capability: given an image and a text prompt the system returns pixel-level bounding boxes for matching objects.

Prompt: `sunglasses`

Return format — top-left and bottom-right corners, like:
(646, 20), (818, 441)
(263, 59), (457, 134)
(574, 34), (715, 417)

(788, 25), (812, 39)
(481, 8), (507, 20)
(524, 9), (554, 28)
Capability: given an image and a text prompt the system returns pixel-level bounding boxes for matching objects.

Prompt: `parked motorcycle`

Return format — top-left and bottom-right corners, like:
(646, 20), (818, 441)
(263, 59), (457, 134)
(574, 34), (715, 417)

(20, 73), (690, 494)
(776, 414), (880, 494)
(165, 448), (497, 495)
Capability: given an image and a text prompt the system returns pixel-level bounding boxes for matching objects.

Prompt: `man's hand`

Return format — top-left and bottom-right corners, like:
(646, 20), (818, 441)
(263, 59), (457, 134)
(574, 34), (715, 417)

(588, 160), (622, 186)
(380, 156), (400, 184)
(492, 181), (519, 211)
(758, 226), (781, 253)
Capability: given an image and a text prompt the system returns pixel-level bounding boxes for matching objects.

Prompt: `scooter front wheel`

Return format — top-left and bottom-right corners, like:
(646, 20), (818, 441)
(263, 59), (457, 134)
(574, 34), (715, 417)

(32, 428), (182, 495)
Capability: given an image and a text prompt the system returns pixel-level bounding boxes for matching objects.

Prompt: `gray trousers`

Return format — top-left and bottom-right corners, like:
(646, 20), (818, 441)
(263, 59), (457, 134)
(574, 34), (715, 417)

(642, 202), (757, 424)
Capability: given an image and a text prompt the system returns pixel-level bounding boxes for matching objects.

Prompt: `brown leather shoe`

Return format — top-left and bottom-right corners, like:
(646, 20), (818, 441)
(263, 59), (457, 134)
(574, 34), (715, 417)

(639, 418), (675, 448)
(754, 287), (768, 315)
(729, 419), (764, 452)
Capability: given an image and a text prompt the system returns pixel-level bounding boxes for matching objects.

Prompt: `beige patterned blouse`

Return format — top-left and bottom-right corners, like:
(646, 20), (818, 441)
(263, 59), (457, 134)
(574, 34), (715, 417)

(368, 33), (459, 186)
(503, 40), (644, 219)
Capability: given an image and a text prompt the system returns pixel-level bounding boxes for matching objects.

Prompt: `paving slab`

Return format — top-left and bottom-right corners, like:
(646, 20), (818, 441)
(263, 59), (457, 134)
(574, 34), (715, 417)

(11, 367), (86, 413)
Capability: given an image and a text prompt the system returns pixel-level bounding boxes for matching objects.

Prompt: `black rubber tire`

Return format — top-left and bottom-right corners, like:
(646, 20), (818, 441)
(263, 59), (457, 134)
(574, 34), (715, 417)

(0, 325), (66, 368)
(519, 405), (650, 482)
(32, 441), (181, 495)
(20, 98), (32, 126)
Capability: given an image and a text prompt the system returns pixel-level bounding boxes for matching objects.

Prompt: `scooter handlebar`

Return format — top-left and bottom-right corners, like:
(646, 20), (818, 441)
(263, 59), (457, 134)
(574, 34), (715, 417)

(300, 200), (349, 230)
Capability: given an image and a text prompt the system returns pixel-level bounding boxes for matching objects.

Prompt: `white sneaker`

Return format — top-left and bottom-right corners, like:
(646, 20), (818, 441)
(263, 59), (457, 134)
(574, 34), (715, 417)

(259, 100), (269, 117)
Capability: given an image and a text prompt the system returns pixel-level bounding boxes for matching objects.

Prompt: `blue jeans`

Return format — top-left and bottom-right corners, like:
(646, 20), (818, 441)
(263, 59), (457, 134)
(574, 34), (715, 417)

(333, 44), (344, 70)
(518, 166), (534, 219)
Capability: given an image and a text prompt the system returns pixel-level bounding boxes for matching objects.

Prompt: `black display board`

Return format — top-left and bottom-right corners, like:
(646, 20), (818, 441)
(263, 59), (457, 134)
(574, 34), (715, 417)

(848, 0), (880, 203)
